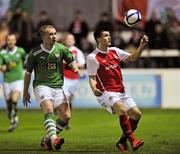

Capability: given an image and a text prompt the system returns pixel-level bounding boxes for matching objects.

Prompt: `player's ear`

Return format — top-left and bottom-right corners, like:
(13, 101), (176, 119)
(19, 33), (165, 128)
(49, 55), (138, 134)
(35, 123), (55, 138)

(97, 37), (101, 44)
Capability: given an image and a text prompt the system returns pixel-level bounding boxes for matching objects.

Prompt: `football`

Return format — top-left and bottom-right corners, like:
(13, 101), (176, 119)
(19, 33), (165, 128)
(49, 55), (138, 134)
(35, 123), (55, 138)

(124, 9), (142, 27)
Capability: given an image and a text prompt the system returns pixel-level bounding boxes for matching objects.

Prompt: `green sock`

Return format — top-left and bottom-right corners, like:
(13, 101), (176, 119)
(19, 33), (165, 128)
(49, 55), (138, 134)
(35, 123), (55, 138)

(44, 113), (57, 143)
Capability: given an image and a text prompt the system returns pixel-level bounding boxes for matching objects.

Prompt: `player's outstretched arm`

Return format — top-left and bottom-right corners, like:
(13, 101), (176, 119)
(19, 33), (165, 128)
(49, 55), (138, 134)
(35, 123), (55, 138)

(23, 72), (31, 107)
(127, 35), (149, 62)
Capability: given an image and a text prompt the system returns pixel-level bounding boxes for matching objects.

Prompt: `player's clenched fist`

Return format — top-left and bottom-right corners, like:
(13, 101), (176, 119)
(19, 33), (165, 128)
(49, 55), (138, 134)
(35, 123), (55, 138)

(140, 35), (149, 46)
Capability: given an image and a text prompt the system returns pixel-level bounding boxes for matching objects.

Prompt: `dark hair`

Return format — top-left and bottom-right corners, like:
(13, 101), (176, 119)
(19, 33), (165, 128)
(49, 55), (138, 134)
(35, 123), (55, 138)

(101, 12), (109, 17)
(93, 26), (111, 43)
(75, 9), (82, 15)
(39, 10), (48, 15)
(8, 33), (16, 36)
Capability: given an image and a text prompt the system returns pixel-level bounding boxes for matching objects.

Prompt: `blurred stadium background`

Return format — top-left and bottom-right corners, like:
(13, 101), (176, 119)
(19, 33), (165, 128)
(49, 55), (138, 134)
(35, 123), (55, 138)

(0, 0), (180, 153)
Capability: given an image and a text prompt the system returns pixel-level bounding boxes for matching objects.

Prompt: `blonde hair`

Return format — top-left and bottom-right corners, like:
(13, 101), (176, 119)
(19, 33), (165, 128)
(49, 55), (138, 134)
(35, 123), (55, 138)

(39, 25), (55, 37)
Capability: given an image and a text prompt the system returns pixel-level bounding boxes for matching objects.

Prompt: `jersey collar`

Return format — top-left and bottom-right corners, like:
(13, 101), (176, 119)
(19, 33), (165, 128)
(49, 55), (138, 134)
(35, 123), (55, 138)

(96, 47), (109, 54)
(8, 46), (17, 55)
(41, 44), (55, 53)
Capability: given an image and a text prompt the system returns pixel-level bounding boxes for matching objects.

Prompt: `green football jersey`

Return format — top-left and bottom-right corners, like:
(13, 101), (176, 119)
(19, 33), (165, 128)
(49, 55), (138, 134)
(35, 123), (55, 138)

(25, 43), (75, 88)
(0, 46), (25, 83)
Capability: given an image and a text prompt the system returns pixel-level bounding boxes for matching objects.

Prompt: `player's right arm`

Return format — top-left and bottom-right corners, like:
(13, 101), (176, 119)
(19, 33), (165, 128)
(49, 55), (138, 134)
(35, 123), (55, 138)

(0, 61), (7, 72)
(23, 72), (31, 107)
(0, 53), (7, 72)
(23, 50), (35, 107)
(86, 55), (102, 96)
(89, 75), (103, 96)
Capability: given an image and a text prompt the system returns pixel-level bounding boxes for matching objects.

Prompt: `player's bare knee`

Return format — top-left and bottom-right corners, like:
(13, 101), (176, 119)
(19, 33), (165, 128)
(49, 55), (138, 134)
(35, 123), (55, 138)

(43, 105), (53, 113)
(11, 96), (20, 103)
(113, 101), (127, 115)
(132, 110), (141, 120)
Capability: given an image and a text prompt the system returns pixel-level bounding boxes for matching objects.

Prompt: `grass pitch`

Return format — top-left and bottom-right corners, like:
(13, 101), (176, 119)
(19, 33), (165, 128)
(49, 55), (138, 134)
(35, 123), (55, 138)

(0, 108), (180, 154)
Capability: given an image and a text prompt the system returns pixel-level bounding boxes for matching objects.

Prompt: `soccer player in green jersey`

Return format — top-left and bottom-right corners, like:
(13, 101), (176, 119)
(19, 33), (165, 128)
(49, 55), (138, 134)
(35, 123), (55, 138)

(23, 25), (79, 151)
(0, 34), (25, 132)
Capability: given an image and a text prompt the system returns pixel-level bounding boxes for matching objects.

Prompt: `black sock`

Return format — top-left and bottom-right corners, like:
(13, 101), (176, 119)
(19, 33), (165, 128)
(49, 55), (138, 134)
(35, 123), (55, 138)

(118, 134), (127, 144)
(6, 100), (13, 120)
(12, 102), (18, 117)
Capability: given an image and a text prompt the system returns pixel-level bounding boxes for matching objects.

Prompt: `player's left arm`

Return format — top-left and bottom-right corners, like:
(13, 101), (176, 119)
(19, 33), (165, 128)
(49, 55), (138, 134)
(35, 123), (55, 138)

(63, 46), (79, 73)
(69, 61), (79, 73)
(127, 35), (149, 62)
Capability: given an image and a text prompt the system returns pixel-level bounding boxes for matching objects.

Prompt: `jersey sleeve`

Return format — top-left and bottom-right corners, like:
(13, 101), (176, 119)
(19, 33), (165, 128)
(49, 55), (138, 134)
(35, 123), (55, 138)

(20, 47), (26, 60)
(77, 49), (85, 65)
(113, 47), (131, 62)
(24, 50), (35, 73)
(0, 53), (3, 65)
(86, 55), (99, 76)
(62, 46), (75, 65)
(0, 50), (6, 65)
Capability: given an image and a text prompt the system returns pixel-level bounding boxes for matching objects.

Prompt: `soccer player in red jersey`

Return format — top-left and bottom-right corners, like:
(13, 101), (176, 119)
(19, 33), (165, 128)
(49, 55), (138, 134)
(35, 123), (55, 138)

(86, 26), (149, 152)
(63, 34), (85, 129)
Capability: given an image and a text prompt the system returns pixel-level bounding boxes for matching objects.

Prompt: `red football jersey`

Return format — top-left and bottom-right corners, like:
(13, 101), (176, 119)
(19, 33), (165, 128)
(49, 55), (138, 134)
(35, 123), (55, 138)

(87, 47), (131, 92)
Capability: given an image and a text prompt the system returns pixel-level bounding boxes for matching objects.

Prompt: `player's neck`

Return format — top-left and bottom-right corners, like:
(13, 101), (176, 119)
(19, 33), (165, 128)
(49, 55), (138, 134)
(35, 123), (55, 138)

(97, 44), (108, 52)
(8, 46), (15, 51)
(42, 43), (53, 51)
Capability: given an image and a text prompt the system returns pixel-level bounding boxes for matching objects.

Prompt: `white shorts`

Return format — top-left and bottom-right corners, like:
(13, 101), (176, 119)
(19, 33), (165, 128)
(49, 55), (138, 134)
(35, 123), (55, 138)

(96, 91), (136, 114)
(33, 85), (67, 109)
(63, 77), (79, 97)
(3, 80), (23, 100)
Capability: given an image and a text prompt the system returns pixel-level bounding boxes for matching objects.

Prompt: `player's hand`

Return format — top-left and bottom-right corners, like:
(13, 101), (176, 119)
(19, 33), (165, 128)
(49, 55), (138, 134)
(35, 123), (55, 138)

(140, 35), (149, 46)
(0, 65), (7, 72)
(23, 91), (31, 107)
(94, 89), (103, 97)
(74, 69), (81, 77)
